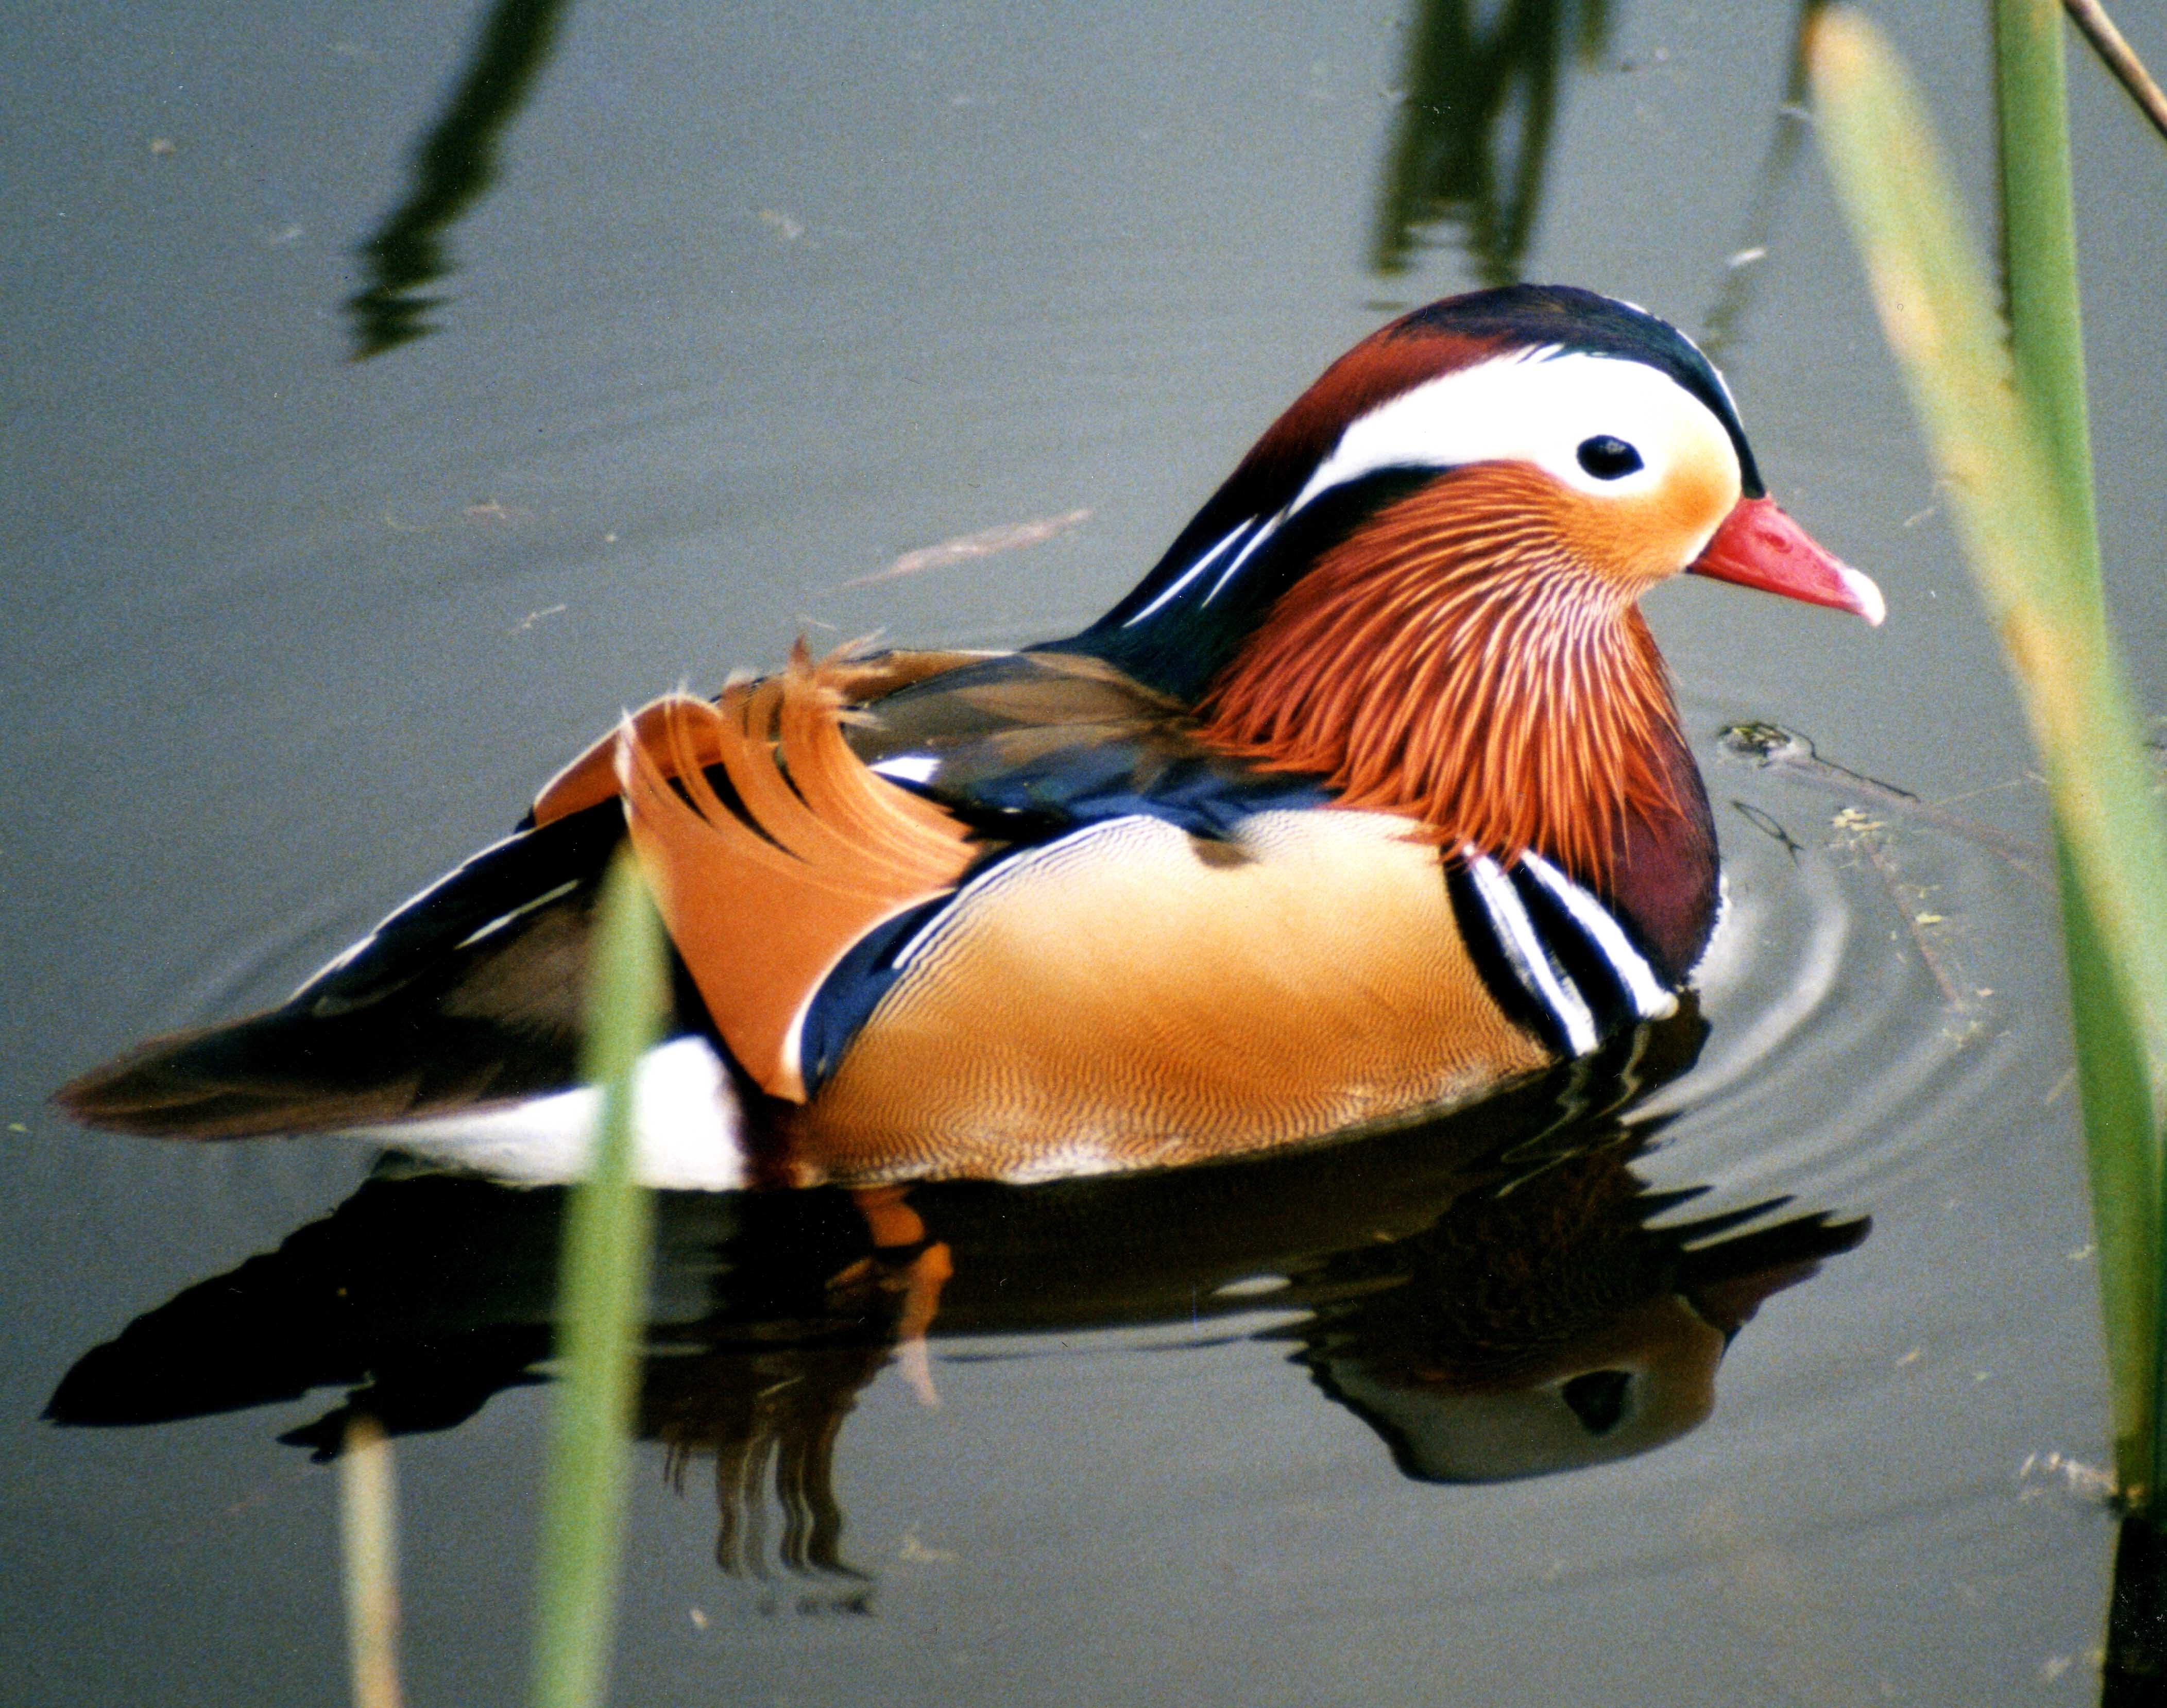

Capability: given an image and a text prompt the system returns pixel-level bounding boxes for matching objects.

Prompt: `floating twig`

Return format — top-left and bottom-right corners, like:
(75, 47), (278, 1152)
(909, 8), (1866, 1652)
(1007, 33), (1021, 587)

(1719, 723), (2050, 884)
(1842, 811), (1969, 1007)
(339, 1415), (404, 1708)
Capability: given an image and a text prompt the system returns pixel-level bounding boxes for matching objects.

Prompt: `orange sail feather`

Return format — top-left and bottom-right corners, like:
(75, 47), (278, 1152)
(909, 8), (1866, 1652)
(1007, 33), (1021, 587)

(615, 651), (977, 1102)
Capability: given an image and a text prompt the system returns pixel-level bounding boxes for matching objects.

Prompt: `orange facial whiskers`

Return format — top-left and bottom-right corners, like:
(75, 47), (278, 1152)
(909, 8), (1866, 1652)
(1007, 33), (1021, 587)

(1196, 464), (1689, 886)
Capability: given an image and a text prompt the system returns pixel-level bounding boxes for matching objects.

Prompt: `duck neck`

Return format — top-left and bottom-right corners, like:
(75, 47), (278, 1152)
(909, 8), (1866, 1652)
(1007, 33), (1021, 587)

(1050, 470), (1444, 705)
(1192, 480), (1719, 979)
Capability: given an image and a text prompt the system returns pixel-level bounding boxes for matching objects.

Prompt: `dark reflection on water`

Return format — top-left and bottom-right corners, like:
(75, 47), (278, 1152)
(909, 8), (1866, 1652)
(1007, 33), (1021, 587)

(1369, 0), (1830, 366)
(1696, 0), (1820, 364)
(47, 1006), (1864, 1592)
(2107, 1515), (2167, 1703)
(346, 0), (576, 358)
(1370, 0), (1612, 284)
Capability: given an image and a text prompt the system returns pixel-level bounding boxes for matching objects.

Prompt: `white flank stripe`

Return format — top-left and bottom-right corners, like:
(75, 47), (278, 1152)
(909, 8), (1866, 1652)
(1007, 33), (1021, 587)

(1518, 851), (1677, 1021)
(779, 887), (963, 1086)
(1469, 855), (1599, 1055)
(886, 901), (955, 974)
(891, 819), (1145, 975)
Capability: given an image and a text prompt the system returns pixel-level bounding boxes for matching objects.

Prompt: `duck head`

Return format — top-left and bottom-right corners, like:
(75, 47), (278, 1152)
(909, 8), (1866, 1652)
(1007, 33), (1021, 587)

(1055, 284), (1881, 977)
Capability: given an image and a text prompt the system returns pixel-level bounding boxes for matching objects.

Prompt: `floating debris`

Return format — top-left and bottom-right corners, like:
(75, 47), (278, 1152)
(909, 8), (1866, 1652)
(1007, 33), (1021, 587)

(1719, 721), (2046, 883)
(847, 507), (1091, 587)
(2016, 1449), (2119, 1507)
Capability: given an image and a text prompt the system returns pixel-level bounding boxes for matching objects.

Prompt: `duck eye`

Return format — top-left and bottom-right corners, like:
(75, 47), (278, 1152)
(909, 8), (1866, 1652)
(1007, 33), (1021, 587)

(1576, 435), (1644, 480)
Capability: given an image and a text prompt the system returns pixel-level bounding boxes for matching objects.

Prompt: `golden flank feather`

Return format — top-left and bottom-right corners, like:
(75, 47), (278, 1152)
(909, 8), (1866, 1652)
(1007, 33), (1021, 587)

(614, 645), (977, 1102)
(796, 808), (1550, 1184)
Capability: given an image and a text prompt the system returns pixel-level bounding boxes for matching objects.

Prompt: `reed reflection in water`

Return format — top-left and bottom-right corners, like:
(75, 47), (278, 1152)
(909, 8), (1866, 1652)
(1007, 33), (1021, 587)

(48, 1009), (1863, 1594)
(346, 0), (575, 358)
(1371, 0), (1613, 284)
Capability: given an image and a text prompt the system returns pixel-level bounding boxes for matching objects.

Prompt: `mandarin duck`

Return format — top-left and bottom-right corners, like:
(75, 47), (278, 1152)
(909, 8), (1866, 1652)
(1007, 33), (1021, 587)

(60, 285), (1883, 1190)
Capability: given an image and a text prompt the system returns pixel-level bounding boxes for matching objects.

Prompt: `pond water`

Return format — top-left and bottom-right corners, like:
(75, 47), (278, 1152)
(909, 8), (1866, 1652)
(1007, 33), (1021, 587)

(4, 1), (2165, 1703)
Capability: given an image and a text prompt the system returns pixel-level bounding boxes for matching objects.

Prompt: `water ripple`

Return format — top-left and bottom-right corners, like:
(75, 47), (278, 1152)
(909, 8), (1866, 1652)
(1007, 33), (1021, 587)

(1634, 698), (2058, 1221)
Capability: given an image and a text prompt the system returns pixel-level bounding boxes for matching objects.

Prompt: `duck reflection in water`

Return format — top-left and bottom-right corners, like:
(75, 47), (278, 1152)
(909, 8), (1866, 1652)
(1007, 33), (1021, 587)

(49, 1007), (1865, 1587)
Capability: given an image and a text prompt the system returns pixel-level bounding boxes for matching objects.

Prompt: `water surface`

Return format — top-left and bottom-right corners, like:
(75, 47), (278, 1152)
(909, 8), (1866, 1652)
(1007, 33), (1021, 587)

(5, 0), (2165, 1702)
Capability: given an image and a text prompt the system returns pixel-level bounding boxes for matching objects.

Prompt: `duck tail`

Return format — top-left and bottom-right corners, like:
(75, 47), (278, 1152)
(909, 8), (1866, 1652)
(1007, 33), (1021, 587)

(54, 1007), (449, 1139)
(57, 802), (627, 1141)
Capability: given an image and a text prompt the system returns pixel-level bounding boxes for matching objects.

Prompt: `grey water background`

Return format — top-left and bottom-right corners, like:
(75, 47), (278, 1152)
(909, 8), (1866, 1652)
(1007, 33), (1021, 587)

(3, 0), (2165, 1702)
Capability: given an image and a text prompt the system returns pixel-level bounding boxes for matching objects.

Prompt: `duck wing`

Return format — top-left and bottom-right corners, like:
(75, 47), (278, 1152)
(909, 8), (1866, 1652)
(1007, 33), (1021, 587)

(842, 647), (1333, 838)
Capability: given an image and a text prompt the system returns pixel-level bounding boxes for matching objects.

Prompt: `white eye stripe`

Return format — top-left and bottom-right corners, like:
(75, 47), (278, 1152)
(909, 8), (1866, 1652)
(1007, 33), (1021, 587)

(1285, 349), (1738, 520)
(1125, 348), (1743, 627)
(1200, 510), (1287, 605)
(1661, 313), (1746, 421)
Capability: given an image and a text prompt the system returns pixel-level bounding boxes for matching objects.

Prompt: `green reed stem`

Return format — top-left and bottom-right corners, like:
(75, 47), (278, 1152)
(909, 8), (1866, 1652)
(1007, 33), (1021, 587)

(532, 851), (666, 1708)
(1995, 0), (2166, 1509)
(339, 1414), (405, 1708)
(1810, 5), (2167, 1502)
(1996, 0), (2101, 558)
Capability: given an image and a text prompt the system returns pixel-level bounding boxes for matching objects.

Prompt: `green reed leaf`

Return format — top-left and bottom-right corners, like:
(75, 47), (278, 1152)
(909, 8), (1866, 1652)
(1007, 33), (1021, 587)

(532, 851), (666, 1708)
(1811, 4), (2167, 1501)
